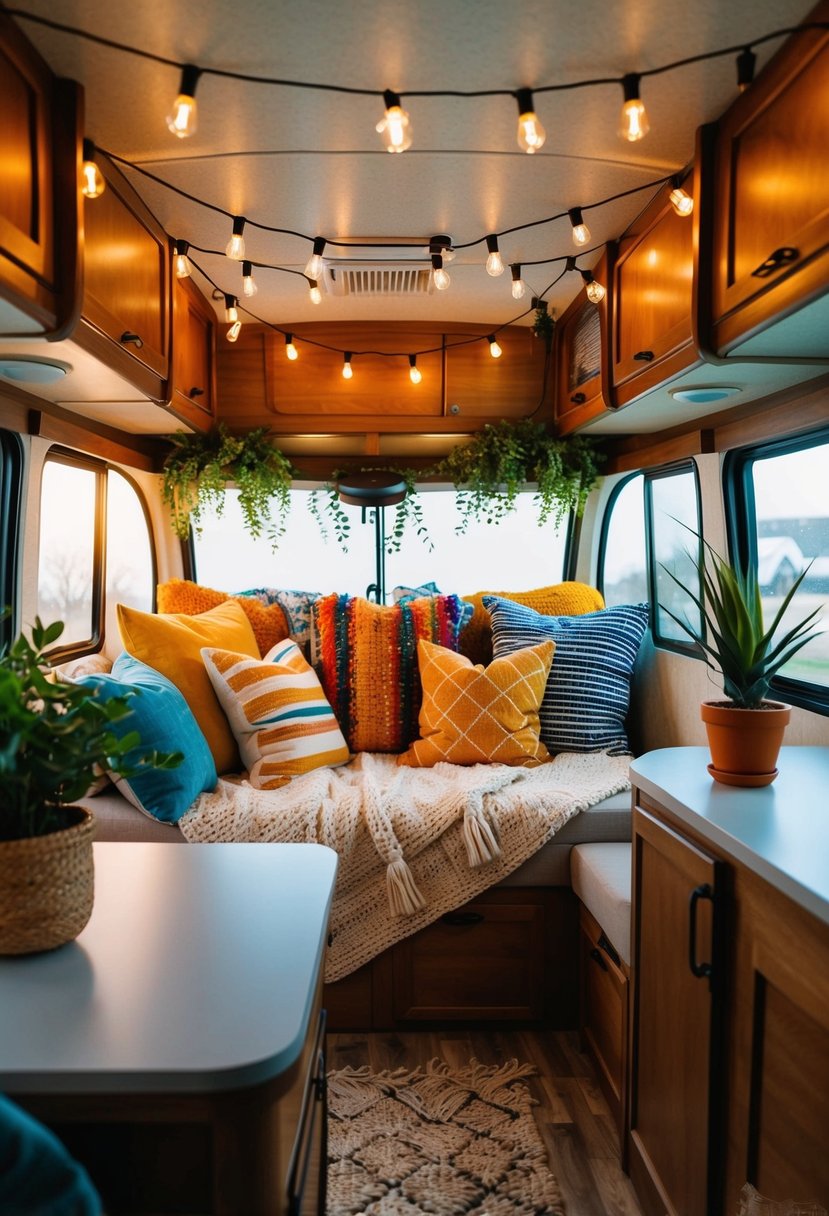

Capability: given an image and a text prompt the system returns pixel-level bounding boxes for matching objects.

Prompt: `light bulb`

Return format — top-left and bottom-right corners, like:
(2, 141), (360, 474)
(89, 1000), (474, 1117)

(583, 274), (606, 304)
(431, 255), (450, 291)
(166, 65), (200, 139)
(408, 355), (422, 385)
(342, 354), (353, 380)
(225, 216), (246, 261)
(309, 280), (322, 305)
(568, 207), (590, 246)
(173, 239), (192, 278)
(619, 74), (649, 142)
(226, 320), (242, 342)
(285, 334), (298, 361)
(485, 234), (504, 276)
(223, 294), (238, 324)
(510, 265), (526, 300)
(669, 183), (694, 217)
(376, 89), (412, 153)
(488, 335), (502, 358)
(736, 47), (756, 93)
(304, 237), (326, 281)
(515, 88), (545, 153)
(80, 141), (106, 199)
(241, 260), (257, 296)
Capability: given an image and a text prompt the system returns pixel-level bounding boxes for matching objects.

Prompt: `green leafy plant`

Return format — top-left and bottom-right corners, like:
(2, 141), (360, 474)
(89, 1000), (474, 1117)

(307, 482), (352, 550)
(532, 305), (555, 349)
(432, 419), (604, 533)
(662, 530), (822, 708)
(161, 424), (296, 549)
(0, 618), (181, 841)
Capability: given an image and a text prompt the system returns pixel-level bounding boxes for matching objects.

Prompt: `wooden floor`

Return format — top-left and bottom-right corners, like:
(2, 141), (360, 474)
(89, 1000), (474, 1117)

(328, 1028), (643, 1216)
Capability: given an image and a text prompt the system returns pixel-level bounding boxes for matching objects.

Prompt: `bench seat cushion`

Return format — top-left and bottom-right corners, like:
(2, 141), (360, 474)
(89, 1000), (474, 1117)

(499, 790), (631, 887)
(570, 841), (632, 966)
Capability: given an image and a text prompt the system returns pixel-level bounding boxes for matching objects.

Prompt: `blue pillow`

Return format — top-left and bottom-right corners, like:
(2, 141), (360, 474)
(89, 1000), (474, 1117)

(484, 598), (649, 755)
(78, 654), (216, 823)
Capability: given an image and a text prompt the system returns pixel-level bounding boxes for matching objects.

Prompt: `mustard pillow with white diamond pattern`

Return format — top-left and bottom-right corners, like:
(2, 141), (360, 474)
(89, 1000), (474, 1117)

(398, 638), (555, 768)
(202, 638), (350, 790)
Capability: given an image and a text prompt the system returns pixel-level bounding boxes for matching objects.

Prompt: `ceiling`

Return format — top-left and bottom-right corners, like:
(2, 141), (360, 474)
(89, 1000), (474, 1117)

(10, 0), (817, 336)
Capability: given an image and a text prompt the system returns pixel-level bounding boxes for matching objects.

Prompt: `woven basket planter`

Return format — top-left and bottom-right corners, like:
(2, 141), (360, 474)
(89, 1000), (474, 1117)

(0, 807), (97, 955)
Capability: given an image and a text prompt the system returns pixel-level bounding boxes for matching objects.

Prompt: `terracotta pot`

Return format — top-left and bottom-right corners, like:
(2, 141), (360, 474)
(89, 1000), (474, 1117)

(0, 806), (96, 955)
(701, 700), (791, 787)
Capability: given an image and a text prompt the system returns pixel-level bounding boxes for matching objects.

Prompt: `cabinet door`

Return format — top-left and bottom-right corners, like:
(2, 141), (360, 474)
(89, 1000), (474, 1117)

(708, 17), (829, 356)
(554, 261), (611, 434)
(170, 274), (217, 430)
(629, 804), (726, 1216)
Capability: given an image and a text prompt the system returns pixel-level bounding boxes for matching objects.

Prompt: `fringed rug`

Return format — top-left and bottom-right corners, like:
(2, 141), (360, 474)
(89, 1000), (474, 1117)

(326, 1059), (566, 1216)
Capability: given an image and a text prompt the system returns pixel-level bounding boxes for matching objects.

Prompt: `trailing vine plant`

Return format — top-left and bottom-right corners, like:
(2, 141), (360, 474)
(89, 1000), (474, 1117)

(381, 468), (434, 556)
(307, 481), (352, 550)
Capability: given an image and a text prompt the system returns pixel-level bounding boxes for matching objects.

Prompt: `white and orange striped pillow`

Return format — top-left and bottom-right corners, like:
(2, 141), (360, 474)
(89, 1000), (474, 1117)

(201, 639), (350, 789)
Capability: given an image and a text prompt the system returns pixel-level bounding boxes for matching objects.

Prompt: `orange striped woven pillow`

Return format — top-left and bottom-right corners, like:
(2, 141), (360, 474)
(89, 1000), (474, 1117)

(399, 638), (555, 768)
(202, 639), (350, 790)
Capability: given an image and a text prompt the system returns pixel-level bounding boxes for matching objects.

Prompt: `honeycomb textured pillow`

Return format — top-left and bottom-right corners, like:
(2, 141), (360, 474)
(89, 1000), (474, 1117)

(202, 639), (350, 790)
(117, 599), (260, 774)
(399, 638), (554, 768)
(156, 578), (290, 657)
(460, 582), (605, 665)
(313, 592), (470, 753)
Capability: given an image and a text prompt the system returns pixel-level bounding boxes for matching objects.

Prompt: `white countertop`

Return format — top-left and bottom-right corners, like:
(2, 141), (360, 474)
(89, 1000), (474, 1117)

(630, 746), (829, 927)
(0, 842), (338, 1096)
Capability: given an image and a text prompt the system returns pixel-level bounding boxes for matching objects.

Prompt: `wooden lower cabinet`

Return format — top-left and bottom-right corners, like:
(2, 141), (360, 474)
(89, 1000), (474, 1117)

(578, 903), (629, 1149)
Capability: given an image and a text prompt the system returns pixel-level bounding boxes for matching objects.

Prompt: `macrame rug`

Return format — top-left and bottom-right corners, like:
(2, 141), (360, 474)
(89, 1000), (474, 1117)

(326, 1059), (566, 1216)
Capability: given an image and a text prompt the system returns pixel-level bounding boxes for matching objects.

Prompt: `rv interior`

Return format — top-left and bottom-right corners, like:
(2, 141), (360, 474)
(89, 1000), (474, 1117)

(1, 0), (828, 1213)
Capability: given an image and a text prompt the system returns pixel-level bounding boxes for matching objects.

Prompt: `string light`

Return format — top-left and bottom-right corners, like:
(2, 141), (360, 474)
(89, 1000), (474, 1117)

(565, 257), (605, 303)
(669, 176), (694, 217)
(485, 235), (504, 277)
(225, 216), (246, 260)
(568, 207), (591, 247)
(173, 239), (192, 278)
(408, 354), (422, 384)
(514, 88), (545, 153)
(223, 294), (238, 323)
(510, 264), (527, 300)
(342, 352), (353, 380)
(226, 320), (242, 342)
(376, 89), (413, 153)
(619, 73), (649, 142)
(285, 332), (299, 360)
(241, 260), (257, 296)
(431, 254), (450, 291)
(487, 335), (503, 358)
(308, 279), (323, 304)
(166, 65), (201, 139)
(80, 139), (106, 198)
(304, 237), (326, 280)
(736, 47), (757, 92)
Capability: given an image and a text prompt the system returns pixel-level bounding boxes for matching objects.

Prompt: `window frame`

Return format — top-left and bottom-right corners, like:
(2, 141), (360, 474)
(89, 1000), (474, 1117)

(597, 470), (644, 604)
(644, 460), (703, 658)
(0, 429), (23, 650)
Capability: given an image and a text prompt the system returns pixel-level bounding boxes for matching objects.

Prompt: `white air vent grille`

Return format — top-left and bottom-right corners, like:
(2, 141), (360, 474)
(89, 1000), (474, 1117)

(324, 262), (433, 297)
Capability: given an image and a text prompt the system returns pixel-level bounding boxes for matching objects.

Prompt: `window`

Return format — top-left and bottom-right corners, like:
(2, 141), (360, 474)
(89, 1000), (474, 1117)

(647, 464), (702, 650)
(0, 429), (23, 649)
(191, 487), (570, 598)
(728, 432), (829, 706)
(37, 452), (155, 655)
(599, 474), (647, 606)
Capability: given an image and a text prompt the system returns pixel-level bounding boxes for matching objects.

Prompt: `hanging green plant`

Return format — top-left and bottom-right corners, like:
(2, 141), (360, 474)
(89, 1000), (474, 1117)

(307, 481), (352, 551)
(160, 424), (296, 548)
(532, 304), (555, 349)
(432, 419), (604, 533)
(382, 468), (434, 556)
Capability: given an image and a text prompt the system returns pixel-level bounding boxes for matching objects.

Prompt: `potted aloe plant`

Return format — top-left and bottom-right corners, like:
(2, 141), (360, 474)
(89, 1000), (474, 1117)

(662, 532), (822, 785)
(0, 617), (180, 953)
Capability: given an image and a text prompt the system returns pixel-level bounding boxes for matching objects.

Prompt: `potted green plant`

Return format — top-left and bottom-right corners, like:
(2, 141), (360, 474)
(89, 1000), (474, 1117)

(662, 532), (822, 785)
(0, 618), (180, 953)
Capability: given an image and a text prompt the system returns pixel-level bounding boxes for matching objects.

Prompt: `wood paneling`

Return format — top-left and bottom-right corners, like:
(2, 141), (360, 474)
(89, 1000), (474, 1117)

(170, 274), (216, 431)
(553, 252), (611, 435)
(579, 904), (629, 1150)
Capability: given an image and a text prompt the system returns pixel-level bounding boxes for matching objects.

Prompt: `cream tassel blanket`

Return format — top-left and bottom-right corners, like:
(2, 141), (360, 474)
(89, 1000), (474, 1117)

(179, 750), (631, 981)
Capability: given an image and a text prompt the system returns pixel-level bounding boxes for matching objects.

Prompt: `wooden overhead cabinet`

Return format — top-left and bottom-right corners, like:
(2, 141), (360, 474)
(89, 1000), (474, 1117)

(169, 274), (217, 430)
(553, 252), (612, 434)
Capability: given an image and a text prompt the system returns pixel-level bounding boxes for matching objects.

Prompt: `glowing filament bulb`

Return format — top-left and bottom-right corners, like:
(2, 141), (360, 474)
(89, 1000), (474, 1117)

(582, 272), (606, 304)
(510, 264), (527, 300)
(342, 353), (353, 380)
(166, 65), (201, 139)
(80, 141), (105, 198)
(226, 320), (242, 342)
(515, 88), (545, 153)
(226, 216), (246, 261)
(376, 89), (412, 153)
(669, 181), (694, 217)
(239, 260), (257, 296)
(304, 237), (326, 281)
(485, 234), (504, 277)
(431, 255), (450, 291)
(568, 207), (590, 246)
(488, 335), (502, 358)
(619, 74), (649, 142)
(173, 239), (192, 279)
(285, 333), (298, 361)
(309, 280), (322, 305)
(223, 294), (238, 324)
(408, 355), (422, 385)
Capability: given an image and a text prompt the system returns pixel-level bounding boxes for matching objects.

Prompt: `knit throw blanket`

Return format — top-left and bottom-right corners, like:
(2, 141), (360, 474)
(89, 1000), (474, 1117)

(179, 751), (631, 981)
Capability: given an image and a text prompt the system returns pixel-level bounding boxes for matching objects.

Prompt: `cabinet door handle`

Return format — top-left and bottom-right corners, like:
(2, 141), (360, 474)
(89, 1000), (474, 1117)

(189, 386), (204, 398)
(441, 911), (484, 926)
(688, 883), (713, 979)
(570, 391), (586, 405)
(120, 331), (144, 349)
(633, 349), (654, 362)
(751, 246), (799, 278)
(590, 946), (608, 972)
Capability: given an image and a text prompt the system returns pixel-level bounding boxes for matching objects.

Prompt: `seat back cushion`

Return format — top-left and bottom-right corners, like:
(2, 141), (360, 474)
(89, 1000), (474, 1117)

(460, 582), (605, 665)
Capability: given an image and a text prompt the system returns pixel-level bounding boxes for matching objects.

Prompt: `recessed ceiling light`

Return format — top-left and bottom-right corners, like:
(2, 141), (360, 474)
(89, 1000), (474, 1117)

(0, 358), (71, 384)
(669, 386), (741, 405)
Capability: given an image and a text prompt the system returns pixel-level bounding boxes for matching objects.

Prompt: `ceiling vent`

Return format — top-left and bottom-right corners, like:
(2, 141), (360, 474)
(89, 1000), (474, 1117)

(323, 260), (434, 297)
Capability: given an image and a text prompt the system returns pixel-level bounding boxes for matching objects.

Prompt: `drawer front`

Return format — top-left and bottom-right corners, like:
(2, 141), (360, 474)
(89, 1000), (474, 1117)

(286, 1007), (327, 1216)
(579, 905), (628, 1109)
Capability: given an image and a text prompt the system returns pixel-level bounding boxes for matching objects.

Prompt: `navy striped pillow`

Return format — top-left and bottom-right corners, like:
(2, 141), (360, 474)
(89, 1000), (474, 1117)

(483, 598), (649, 755)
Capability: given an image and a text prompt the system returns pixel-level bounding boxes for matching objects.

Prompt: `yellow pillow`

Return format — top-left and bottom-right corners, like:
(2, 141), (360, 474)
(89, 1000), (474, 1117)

(460, 582), (605, 665)
(117, 600), (260, 774)
(399, 638), (554, 768)
(157, 578), (289, 658)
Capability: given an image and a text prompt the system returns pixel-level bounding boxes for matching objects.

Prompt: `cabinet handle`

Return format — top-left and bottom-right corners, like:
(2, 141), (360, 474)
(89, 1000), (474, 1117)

(590, 946), (608, 972)
(751, 246), (800, 278)
(189, 386), (204, 398)
(441, 911), (484, 926)
(688, 883), (714, 979)
(633, 349), (654, 362)
(570, 392), (586, 405)
(598, 932), (621, 967)
(120, 331), (144, 349)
